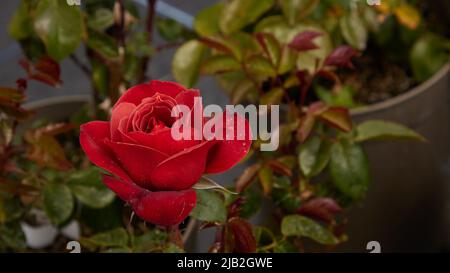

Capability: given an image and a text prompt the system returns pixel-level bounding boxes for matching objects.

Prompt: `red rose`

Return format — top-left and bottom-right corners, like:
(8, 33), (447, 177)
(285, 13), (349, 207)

(80, 81), (251, 226)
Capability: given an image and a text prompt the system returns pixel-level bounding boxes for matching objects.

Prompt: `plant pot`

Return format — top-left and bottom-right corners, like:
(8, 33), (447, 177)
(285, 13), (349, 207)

(341, 64), (450, 252)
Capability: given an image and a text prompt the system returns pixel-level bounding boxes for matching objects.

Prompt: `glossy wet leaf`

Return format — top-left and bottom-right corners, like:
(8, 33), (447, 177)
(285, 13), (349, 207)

(299, 136), (332, 178)
(43, 183), (74, 225)
(329, 141), (370, 200)
(68, 168), (116, 209)
(220, 0), (275, 35)
(201, 55), (240, 75)
(355, 120), (425, 142)
(339, 9), (368, 50)
(190, 190), (227, 223)
(281, 215), (338, 245)
(34, 0), (84, 60)
(194, 3), (223, 36)
(172, 40), (207, 87)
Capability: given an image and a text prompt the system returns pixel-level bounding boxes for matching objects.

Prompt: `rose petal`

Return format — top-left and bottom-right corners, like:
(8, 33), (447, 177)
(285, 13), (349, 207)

(205, 111), (252, 173)
(102, 173), (145, 201)
(151, 141), (215, 190)
(79, 121), (132, 183)
(107, 140), (168, 190)
(175, 89), (200, 110)
(111, 102), (135, 141)
(102, 175), (196, 226)
(128, 128), (200, 156)
(113, 80), (186, 108)
(148, 80), (186, 98)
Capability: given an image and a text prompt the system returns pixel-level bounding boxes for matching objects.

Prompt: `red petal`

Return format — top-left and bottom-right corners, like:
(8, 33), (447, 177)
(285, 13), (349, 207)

(107, 140), (168, 190)
(114, 80), (187, 108)
(102, 174), (145, 201)
(113, 82), (156, 108)
(205, 111), (252, 173)
(103, 175), (196, 226)
(128, 128), (200, 156)
(79, 121), (132, 183)
(151, 141), (215, 190)
(111, 102), (135, 141)
(175, 89), (200, 110)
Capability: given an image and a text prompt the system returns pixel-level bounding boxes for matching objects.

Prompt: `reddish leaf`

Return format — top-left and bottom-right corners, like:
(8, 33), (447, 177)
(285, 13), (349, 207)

(267, 159), (293, 177)
(25, 123), (74, 171)
(227, 217), (257, 253)
(235, 163), (261, 193)
(21, 57), (62, 87)
(289, 31), (322, 52)
(318, 107), (352, 132)
(0, 178), (38, 196)
(324, 46), (360, 68)
(298, 197), (342, 223)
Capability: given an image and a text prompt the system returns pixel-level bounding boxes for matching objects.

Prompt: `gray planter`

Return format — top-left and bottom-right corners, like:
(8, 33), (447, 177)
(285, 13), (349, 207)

(343, 64), (450, 252)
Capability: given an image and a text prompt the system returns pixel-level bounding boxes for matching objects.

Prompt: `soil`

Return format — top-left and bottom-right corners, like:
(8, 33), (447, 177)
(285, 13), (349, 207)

(338, 54), (415, 105)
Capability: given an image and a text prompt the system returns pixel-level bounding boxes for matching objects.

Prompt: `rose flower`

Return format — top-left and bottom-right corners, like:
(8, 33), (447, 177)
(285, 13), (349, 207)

(80, 81), (251, 226)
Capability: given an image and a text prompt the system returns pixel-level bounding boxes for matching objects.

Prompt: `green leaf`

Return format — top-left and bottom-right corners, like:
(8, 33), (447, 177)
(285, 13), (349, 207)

(220, 0), (275, 35)
(132, 229), (168, 253)
(34, 0), (84, 60)
(355, 120), (425, 142)
(201, 55), (241, 75)
(255, 33), (281, 67)
(156, 18), (184, 42)
(190, 190), (227, 223)
(258, 167), (273, 195)
(329, 141), (370, 200)
(172, 40), (207, 87)
(0, 221), (26, 249)
(193, 177), (237, 195)
(87, 32), (119, 60)
(260, 88), (284, 105)
(87, 8), (114, 31)
(163, 243), (185, 253)
(8, 0), (33, 40)
(299, 136), (332, 178)
(247, 56), (276, 77)
(279, 0), (319, 24)
(43, 183), (74, 225)
(410, 33), (449, 82)
(316, 85), (356, 108)
(339, 9), (368, 50)
(281, 215), (338, 245)
(194, 3), (224, 36)
(68, 168), (116, 209)
(82, 228), (129, 248)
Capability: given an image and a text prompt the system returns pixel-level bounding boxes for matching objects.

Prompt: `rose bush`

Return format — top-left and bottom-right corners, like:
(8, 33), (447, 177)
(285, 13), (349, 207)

(80, 80), (251, 226)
